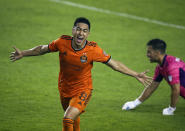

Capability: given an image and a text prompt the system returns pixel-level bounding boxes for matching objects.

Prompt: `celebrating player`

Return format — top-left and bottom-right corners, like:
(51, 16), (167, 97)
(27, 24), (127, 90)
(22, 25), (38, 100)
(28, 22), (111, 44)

(10, 17), (152, 131)
(122, 39), (185, 115)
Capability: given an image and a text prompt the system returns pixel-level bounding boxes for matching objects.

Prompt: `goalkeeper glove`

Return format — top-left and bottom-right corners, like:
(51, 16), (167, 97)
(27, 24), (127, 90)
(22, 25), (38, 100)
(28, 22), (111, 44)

(122, 99), (141, 110)
(162, 106), (176, 115)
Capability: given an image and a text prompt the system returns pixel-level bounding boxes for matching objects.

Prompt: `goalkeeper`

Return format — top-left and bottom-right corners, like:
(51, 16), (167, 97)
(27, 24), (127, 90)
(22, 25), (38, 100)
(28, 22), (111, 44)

(122, 39), (185, 115)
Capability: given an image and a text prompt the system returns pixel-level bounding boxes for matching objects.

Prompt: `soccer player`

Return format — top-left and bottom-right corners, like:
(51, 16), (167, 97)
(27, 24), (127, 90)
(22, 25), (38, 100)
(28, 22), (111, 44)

(10, 17), (152, 131)
(122, 39), (185, 115)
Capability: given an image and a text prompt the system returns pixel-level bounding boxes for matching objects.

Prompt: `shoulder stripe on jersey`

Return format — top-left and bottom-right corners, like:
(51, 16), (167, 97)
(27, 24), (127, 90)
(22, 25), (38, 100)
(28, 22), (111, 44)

(180, 68), (185, 87)
(61, 35), (72, 40)
(87, 41), (97, 47)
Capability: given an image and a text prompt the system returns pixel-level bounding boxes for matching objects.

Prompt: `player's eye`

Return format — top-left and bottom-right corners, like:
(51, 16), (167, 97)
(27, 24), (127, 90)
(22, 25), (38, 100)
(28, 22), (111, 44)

(76, 27), (81, 31)
(83, 29), (88, 33)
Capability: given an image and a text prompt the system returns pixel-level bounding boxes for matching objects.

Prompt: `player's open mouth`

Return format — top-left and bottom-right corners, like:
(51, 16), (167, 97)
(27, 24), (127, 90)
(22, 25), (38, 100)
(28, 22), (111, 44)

(76, 37), (84, 43)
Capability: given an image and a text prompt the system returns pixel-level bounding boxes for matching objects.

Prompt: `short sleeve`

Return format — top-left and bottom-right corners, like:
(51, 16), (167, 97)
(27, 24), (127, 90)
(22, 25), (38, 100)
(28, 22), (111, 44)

(153, 66), (163, 82)
(167, 64), (180, 85)
(48, 38), (60, 52)
(93, 45), (111, 63)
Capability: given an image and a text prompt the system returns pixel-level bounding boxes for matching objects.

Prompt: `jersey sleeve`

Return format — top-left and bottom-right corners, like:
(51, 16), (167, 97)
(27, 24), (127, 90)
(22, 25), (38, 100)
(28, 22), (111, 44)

(153, 66), (163, 82)
(92, 44), (111, 63)
(167, 64), (180, 85)
(48, 38), (60, 52)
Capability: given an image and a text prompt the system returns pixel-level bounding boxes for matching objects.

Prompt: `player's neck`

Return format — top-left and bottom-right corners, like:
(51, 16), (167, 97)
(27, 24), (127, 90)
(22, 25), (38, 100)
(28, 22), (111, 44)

(72, 39), (86, 50)
(158, 54), (166, 65)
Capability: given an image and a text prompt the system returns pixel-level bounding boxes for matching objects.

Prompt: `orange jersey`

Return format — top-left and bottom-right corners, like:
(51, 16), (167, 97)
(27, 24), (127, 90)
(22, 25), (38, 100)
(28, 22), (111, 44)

(48, 35), (111, 97)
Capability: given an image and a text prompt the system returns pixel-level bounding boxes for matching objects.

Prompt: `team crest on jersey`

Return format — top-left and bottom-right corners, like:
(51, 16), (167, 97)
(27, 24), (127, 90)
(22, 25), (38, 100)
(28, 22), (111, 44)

(80, 53), (87, 63)
(168, 75), (172, 82)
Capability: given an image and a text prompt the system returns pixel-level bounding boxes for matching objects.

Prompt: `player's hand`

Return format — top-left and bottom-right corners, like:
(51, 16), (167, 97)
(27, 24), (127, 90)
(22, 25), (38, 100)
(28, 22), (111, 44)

(10, 46), (23, 62)
(136, 70), (153, 88)
(122, 99), (141, 110)
(122, 101), (136, 110)
(162, 106), (176, 115)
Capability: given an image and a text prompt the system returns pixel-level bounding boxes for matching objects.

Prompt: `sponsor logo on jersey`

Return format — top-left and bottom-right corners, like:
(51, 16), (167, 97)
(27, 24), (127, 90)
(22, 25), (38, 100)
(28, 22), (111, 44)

(168, 75), (172, 82)
(175, 57), (180, 62)
(80, 53), (87, 63)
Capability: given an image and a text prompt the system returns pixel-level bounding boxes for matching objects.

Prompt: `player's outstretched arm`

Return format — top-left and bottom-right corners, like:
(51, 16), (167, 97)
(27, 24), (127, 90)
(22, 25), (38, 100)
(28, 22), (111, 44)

(10, 45), (49, 62)
(122, 81), (160, 110)
(138, 81), (160, 101)
(106, 59), (152, 87)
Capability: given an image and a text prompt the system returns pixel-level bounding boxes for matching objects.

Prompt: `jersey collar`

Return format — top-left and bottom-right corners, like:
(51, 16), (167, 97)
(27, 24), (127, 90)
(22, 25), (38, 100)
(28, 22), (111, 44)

(160, 55), (167, 67)
(71, 38), (87, 51)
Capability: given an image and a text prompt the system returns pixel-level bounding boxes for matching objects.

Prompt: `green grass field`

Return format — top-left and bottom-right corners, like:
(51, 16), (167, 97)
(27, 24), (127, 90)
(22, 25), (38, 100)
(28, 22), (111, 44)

(0, 0), (185, 131)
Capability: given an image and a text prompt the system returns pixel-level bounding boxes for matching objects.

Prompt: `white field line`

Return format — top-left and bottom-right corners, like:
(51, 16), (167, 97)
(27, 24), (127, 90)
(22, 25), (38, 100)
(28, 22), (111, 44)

(50, 0), (185, 30)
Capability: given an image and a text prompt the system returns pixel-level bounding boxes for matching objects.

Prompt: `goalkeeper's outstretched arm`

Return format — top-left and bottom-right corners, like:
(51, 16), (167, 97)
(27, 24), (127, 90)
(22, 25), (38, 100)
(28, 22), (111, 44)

(138, 81), (160, 102)
(122, 81), (160, 110)
(10, 45), (49, 62)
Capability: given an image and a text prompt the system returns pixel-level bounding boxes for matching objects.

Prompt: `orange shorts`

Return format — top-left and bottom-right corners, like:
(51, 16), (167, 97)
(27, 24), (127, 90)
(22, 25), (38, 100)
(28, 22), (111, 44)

(60, 90), (92, 113)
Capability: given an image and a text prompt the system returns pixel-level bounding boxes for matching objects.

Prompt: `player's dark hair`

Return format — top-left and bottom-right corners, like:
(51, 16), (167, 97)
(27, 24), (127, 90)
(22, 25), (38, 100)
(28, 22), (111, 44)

(147, 39), (167, 54)
(74, 17), (91, 31)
